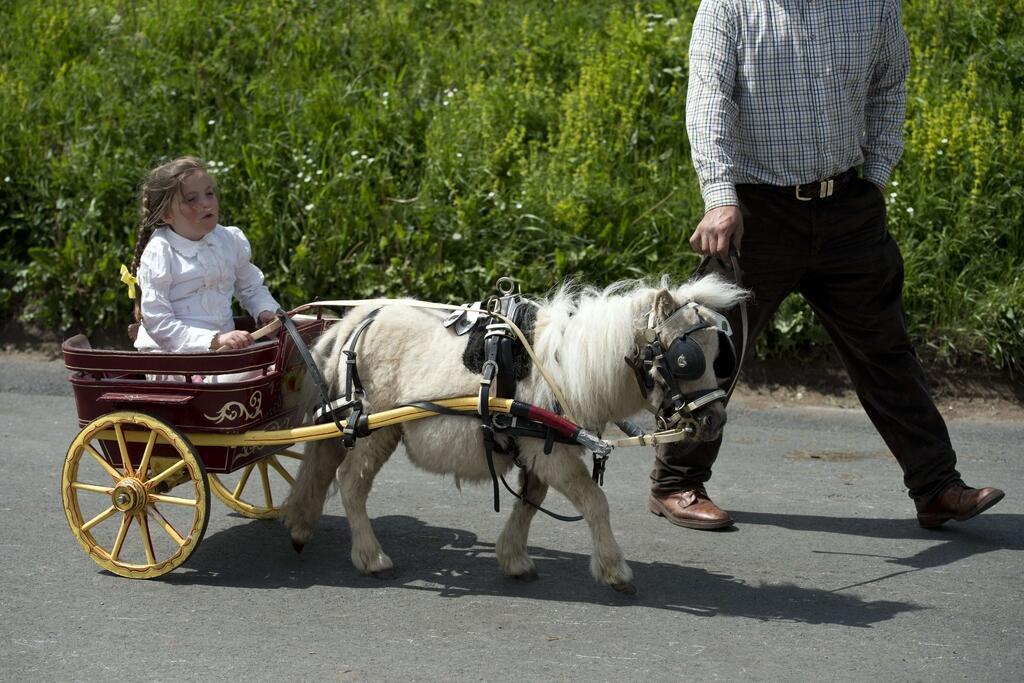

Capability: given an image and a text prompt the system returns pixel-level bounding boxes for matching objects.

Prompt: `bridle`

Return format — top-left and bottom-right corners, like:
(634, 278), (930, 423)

(625, 301), (736, 432)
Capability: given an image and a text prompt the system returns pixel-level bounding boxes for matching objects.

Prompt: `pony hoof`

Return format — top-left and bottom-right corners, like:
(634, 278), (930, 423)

(611, 581), (637, 595)
(371, 568), (397, 580)
(291, 539), (305, 554)
(512, 569), (539, 582)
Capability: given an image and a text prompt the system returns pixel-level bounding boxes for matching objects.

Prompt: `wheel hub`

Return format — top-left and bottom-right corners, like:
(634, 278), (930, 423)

(111, 478), (148, 514)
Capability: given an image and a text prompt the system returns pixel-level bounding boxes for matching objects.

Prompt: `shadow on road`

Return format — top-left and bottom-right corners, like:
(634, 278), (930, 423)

(160, 513), (919, 627)
(733, 510), (1021, 591)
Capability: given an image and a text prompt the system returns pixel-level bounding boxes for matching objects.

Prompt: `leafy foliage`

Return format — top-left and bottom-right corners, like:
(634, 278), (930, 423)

(1, 0), (1021, 372)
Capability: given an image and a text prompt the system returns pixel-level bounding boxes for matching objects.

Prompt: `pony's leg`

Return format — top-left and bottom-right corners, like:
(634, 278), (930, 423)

(496, 468), (548, 581)
(281, 438), (347, 552)
(533, 448), (635, 593)
(337, 426), (401, 576)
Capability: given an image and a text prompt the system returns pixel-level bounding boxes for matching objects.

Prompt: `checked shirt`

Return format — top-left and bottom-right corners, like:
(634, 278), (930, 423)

(686, 0), (910, 211)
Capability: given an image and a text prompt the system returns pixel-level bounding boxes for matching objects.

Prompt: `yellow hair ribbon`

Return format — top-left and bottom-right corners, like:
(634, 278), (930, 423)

(119, 264), (138, 300)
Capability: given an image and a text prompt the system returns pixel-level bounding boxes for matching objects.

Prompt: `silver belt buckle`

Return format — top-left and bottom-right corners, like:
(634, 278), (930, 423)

(795, 178), (835, 201)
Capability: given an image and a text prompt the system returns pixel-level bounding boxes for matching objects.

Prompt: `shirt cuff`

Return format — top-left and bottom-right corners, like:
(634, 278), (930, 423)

(701, 182), (739, 212)
(189, 328), (219, 353)
(861, 161), (893, 190)
(245, 295), (281, 323)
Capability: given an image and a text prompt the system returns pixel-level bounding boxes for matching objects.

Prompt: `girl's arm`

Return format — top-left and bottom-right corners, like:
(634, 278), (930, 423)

(226, 225), (280, 322)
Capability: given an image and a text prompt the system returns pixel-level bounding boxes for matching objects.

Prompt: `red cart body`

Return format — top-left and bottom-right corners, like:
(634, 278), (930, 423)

(62, 315), (331, 473)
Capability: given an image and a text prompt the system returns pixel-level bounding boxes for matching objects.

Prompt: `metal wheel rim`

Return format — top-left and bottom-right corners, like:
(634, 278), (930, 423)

(209, 450), (302, 519)
(61, 411), (210, 579)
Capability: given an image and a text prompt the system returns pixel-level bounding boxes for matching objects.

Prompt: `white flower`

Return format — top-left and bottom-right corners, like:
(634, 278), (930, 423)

(456, 152), (463, 158)
(208, 119), (215, 126)
(937, 150), (944, 156)
(304, 203), (315, 212)
(515, 202), (522, 209)
(452, 232), (463, 241)
(941, 138), (948, 144)
(3, 176), (9, 182)
(891, 180), (899, 187)
(906, 207), (915, 215)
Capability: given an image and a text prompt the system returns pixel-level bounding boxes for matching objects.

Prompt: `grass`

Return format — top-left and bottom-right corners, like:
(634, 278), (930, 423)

(1, 0), (1021, 373)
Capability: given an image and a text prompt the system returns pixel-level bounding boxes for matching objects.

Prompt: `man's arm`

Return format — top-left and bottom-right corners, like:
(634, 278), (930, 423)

(685, 0), (743, 257)
(862, 0), (910, 190)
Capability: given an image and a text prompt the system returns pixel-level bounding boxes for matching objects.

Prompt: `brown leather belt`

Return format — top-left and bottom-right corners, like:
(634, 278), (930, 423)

(787, 169), (857, 201)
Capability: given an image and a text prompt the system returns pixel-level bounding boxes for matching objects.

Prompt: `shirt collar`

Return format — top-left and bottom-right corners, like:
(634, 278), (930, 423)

(159, 225), (219, 258)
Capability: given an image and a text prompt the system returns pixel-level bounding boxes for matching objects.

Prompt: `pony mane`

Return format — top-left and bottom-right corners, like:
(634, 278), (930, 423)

(673, 272), (749, 311)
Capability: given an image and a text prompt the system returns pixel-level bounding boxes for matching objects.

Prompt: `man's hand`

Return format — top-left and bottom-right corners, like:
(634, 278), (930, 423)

(212, 330), (254, 350)
(690, 205), (743, 260)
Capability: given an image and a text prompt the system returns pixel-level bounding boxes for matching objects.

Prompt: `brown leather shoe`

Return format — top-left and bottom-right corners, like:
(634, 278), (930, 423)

(917, 482), (1005, 529)
(649, 488), (734, 530)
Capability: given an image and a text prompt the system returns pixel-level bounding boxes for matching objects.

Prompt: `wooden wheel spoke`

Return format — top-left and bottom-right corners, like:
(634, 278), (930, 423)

(233, 464), (255, 498)
(138, 514), (156, 565)
(268, 457), (296, 486)
(149, 493), (198, 507)
(277, 450), (303, 461)
(64, 412), (209, 579)
(82, 505), (118, 532)
(111, 514), (133, 561)
(85, 444), (123, 482)
(138, 429), (159, 479)
(113, 424), (133, 475)
(145, 459), (187, 489)
(258, 462), (273, 508)
(147, 505), (185, 545)
(71, 482), (114, 495)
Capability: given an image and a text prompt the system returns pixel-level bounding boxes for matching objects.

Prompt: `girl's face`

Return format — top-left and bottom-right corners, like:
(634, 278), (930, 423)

(163, 170), (219, 240)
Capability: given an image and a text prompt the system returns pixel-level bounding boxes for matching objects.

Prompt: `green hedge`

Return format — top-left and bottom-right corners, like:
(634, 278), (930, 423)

(2, 0), (1021, 371)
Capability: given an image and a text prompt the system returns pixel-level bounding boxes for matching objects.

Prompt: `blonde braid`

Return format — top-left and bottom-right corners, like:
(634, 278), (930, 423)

(130, 156), (207, 321)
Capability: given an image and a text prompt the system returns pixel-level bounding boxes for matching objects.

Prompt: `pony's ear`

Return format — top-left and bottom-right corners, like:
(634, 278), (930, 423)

(652, 288), (677, 322)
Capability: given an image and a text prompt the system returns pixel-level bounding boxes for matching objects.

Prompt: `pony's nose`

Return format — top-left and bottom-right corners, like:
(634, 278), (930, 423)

(696, 403), (727, 440)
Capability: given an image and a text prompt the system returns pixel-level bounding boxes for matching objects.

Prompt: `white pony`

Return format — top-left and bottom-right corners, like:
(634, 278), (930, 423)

(282, 274), (747, 593)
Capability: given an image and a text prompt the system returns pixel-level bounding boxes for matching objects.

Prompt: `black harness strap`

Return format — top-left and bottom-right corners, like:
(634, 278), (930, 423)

(344, 308), (381, 402)
(277, 310), (350, 442)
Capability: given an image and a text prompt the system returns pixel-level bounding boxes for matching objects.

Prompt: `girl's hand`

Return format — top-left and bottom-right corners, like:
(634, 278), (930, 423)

(212, 330), (253, 350)
(257, 310), (277, 325)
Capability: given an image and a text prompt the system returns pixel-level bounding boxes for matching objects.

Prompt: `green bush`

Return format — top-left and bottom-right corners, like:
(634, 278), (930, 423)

(1, 0), (1021, 373)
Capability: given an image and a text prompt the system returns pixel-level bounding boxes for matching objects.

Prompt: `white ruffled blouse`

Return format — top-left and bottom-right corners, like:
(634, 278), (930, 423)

(134, 224), (280, 353)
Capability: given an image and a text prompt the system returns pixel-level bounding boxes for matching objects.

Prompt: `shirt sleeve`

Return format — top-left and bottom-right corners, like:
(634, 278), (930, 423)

(137, 242), (218, 352)
(862, 0), (909, 188)
(686, 0), (741, 211)
(227, 226), (280, 320)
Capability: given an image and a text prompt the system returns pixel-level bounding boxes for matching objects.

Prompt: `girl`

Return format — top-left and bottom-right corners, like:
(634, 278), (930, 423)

(129, 156), (280, 376)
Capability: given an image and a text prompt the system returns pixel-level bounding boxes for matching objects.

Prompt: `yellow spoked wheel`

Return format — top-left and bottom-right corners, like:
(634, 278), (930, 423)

(209, 450), (302, 519)
(61, 412), (210, 579)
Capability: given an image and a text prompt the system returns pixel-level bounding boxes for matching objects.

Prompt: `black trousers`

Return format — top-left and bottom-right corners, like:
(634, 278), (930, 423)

(651, 174), (962, 510)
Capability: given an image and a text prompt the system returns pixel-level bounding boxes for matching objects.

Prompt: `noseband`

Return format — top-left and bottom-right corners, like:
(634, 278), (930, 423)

(625, 302), (736, 430)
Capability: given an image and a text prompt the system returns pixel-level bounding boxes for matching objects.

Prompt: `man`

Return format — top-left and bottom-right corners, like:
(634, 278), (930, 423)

(649, 0), (1004, 530)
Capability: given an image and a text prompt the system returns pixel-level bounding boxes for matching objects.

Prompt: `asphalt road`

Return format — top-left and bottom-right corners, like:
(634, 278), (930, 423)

(1, 355), (1022, 681)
